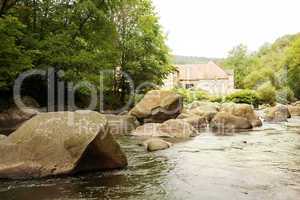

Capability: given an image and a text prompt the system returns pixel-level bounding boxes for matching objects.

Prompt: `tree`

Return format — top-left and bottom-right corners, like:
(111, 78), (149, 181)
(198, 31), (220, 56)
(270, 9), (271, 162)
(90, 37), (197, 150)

(111, 0), (172, 104)
(0, 0), (172, 109)
(0, 0), (16, 17)
(223, 44), (254, 88)
(0, 16), (32, 90)
(286, 37), (300, 98)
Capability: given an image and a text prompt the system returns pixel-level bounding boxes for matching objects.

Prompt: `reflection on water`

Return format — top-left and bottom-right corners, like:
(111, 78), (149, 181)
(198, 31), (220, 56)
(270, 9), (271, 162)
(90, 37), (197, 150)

(1, 118), (300, 200)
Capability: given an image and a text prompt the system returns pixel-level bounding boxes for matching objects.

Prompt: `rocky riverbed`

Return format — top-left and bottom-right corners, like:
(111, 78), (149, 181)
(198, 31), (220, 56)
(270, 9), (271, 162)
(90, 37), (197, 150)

(0, 117), (300, 200)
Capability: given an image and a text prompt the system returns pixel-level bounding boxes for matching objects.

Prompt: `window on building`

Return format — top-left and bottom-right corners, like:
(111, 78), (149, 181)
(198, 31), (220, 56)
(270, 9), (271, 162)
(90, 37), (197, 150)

(185, 84), (194, 89)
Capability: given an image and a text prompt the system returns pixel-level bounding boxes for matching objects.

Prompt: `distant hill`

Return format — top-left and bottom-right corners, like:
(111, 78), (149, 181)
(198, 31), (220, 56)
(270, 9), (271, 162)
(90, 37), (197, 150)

(172, 55), (222, 64)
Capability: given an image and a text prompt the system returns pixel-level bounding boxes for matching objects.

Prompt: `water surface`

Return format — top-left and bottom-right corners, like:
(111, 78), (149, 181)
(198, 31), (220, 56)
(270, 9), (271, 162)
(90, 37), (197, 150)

(1, 118), (300, 200)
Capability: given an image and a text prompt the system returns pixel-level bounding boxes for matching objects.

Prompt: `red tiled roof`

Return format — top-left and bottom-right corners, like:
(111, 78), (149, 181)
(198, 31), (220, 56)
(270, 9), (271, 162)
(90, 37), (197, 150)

(176, 61), (229, 80)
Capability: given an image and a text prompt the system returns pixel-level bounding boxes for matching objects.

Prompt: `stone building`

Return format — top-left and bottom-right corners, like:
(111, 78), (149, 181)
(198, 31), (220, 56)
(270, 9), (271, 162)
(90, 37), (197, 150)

(163, 61), (234, 95)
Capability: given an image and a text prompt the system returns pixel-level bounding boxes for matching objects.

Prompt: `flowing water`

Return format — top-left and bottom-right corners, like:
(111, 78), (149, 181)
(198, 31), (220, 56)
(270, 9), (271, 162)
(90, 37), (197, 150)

(1, 118), (300, 200)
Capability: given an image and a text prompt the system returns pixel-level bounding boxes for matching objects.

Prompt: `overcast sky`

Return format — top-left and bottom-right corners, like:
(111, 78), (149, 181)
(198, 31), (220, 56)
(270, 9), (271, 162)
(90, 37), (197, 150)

(152, 0), (300, 58)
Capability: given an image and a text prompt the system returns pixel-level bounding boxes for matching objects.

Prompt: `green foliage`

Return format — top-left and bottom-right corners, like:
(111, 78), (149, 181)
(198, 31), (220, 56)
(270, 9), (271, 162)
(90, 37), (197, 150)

(225, 90), (260, 107)
(276, 86), (295, 104)
(208, 95), (224, 103)
(257, 82), (276, 105)
(172, 88), (209, 104)
(0, 0), (171, 108)
(243, 67), (275, 89)
(110, 0), (172, 105)
(223, 33), (300, 103)
(0, 16), (32, 90)
(286, 37), (300, 98)
(222, 44), (256, 88)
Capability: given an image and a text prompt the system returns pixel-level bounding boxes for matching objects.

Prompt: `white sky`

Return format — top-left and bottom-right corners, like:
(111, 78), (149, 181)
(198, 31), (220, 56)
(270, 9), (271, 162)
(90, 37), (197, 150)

(152, 0), (300, 58)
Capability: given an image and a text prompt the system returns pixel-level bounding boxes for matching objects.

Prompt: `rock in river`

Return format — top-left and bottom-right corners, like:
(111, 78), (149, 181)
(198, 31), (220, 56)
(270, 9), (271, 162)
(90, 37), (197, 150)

(105, 114), (139, 135)
(288, 105), (300, 116)
(0, 111), (127, 179)
(132, 119), (199, 139)
(130, 90), (183, 123)
(181, 116), (207, 130)
(220, 103), (262, 127)
(210, 111), (253, 132)
(264, 105), (291, 122)
(188, 101), (220, 122)
(143, 138), (172, 152)
(0, 96), (39, 135)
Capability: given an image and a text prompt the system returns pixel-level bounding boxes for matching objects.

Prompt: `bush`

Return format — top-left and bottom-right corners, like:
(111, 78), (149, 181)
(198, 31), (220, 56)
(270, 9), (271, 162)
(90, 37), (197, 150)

(172, 88), (209, 104)
(225, 89), (260, 107)
(209, 95), (224, 103)
(257, 82), (276, 105)
(276, 87), (296, 104)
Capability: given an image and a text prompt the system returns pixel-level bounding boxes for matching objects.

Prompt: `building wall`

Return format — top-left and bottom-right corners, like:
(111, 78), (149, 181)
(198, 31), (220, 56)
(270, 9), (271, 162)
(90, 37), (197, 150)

(162, 70), (235, 95)
(180, 79), (234, 95)
(162, 71), (179, 89)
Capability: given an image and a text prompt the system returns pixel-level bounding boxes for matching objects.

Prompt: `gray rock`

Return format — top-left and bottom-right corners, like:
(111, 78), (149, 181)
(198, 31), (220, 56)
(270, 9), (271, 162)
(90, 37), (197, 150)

(143, 138), (171, 152)
(105, 114), (139, 135)
(264, 105), (291, 122)
(130, 90), (183, 123)
(0, 111), (127, 179)
(132, 119), (199, 139)
(0, 96), (40, 135)
(220, 103), (262, 127)
(210, 111), (253, 133)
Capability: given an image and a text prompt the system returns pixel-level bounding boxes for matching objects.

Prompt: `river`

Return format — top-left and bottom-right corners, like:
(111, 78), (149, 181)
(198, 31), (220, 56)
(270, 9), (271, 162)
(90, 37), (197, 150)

(0, 118), (300, 200)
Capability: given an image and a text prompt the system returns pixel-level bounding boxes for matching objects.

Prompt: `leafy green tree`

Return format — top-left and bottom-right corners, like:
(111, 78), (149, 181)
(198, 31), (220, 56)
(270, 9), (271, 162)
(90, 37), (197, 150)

(0, 0), (171, 109)
(223, 33), (300, 102)
(243, 67), (275, 89)
(111, 0), (172, 103)
(0, 0), (16, 17)
(0, 16), (32, 90)
(286, 37), (300, 98)
(223, 44), (255, 88)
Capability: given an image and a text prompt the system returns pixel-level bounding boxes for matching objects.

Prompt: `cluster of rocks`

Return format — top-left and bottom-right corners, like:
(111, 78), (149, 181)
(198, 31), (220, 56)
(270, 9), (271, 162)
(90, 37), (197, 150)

(127, 91), (300, 146)
(127, 90), (264, 150)
(259, 102), (300, 123)
(1, 91), (299, 179)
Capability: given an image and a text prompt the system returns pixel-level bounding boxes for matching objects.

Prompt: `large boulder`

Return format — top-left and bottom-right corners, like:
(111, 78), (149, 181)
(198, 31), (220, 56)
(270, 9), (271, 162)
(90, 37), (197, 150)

(131, 123), (162, 137)
(129, 90), (183, 123)
(0, 96), (40, 135)
(187, 101), (220, 122)
(0, 135), (7, 141)
(189, 101), (220, 110)
(105, 114), (139, 135)
(0, 111), (127, 179)
(210, 111), (253, 133)
(264, 105), (291, 122)
(159, 119), (199, 138)
(132, 119), (198, 139)
(220, 103), (262, 127)
(143, 138), (171, 152)
(292, 101), (300, 106)
(288, 105), (300, 116)
(182, 116), (207, 130)
(176, 111), (201, 120)
(177, 112), (208, 130)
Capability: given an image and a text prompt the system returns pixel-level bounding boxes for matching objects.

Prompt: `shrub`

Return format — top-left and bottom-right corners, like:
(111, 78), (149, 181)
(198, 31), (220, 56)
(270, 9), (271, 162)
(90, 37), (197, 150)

(257, 82), (276, 105)
(225, 89), (260, 107)
(209, 95), (224, 103)
(172, 88), (209, 104)
(276, 87), (296, 104)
